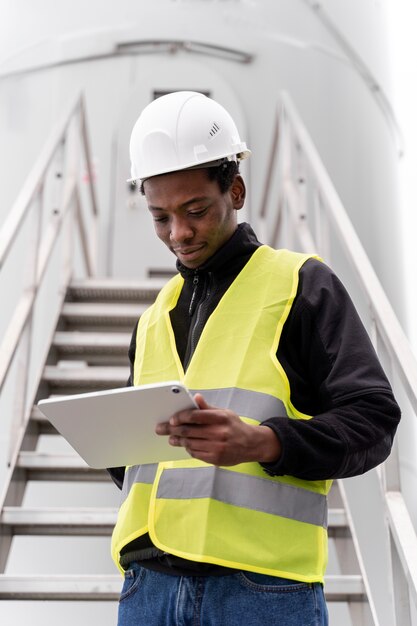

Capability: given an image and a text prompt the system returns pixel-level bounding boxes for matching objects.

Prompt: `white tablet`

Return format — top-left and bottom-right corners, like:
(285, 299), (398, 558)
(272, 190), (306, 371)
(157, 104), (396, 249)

(37, 381), (198, 468)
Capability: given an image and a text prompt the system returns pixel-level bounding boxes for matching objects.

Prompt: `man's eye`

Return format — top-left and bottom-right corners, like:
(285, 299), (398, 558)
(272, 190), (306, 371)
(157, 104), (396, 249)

(189, 208), (207, 217)
(154, 216), (168, 223)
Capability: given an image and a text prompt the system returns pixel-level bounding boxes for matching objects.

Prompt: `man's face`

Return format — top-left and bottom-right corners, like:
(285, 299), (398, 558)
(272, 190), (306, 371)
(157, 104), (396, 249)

(143, 168), (245, 269)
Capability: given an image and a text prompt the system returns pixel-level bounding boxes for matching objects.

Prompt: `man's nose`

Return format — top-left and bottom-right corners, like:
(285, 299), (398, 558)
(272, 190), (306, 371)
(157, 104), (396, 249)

(170, 216), (194, 242)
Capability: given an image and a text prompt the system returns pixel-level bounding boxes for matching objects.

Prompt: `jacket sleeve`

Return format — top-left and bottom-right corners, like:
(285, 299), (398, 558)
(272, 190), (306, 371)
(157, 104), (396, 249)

(106, 321), (138, 489)
(260, 259), (401, 480)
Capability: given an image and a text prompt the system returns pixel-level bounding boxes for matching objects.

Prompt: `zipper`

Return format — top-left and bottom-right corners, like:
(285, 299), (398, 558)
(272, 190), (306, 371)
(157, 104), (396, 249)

(189, 272), (212, 359)
(188, 270), (200, 317)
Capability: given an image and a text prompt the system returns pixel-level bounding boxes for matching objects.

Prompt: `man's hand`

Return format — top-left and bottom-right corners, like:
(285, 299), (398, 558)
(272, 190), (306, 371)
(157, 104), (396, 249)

(155, 393), (281, 466)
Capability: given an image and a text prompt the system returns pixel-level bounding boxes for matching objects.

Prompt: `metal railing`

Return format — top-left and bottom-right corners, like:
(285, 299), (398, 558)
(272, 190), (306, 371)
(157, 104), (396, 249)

(0, 93), (98, 502)
(259, 90), (417, 625)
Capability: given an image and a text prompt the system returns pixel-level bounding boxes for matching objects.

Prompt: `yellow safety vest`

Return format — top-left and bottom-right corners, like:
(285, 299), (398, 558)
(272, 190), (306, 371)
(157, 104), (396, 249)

(111, 245), (331, 583)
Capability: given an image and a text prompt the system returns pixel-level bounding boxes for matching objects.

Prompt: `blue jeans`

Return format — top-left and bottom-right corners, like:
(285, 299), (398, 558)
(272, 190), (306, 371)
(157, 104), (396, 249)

(117, 563), (328, 626)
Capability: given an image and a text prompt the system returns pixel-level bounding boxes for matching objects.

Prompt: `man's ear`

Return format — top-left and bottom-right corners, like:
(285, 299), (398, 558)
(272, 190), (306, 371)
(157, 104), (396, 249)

(230, 175), (246, 210)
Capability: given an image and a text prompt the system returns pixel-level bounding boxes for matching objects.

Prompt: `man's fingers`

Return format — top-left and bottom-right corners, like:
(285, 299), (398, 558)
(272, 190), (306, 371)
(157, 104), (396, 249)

(193, 393), (212, 410)
(169, 408), (225, 426)
(156, 418), (217, 437)
(155, 422), (170, 435)
(169, 393), (215, 425)
(169, 435), (216, 454)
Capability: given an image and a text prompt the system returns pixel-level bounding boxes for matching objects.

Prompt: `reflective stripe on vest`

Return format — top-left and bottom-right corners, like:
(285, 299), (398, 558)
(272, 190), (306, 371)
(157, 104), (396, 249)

(189, 387), (286, 421)
(124, 465), (327, 528)
(112, 246), (330, 583)
(121, 464), (158, 502)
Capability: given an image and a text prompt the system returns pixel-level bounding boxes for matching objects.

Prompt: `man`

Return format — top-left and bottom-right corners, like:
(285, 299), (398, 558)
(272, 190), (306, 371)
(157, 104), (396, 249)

(108, 91), (400, 626)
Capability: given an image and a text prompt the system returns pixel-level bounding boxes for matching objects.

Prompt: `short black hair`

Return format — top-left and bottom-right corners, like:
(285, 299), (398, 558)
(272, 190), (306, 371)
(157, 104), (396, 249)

(139, 160), (240, 195)
(207, 160), (240, 193)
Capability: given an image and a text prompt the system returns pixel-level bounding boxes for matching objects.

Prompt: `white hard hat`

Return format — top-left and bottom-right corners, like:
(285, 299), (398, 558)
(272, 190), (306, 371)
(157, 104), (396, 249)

(128, 91), (251, 183)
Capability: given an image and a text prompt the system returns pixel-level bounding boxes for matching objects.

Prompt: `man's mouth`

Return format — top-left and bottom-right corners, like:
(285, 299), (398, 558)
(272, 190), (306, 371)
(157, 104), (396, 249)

(173, 244), (205, 256)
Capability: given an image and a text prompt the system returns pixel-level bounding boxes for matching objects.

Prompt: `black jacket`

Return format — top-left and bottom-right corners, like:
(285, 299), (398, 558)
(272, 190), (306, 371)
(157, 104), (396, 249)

(109, 222), (400, 486)
(108, 222), (400, 574)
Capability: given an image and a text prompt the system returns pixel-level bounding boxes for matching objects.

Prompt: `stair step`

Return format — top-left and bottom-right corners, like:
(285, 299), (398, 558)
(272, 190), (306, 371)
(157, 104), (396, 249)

(17, 452), (108, 481)
(67, 278), (167, 303)
(13, 452), (352, 532)
(0, 503), (347, 536)
(30, 405), (57, 434)
(1, 507), (117, 535)
(51, 331), (131, 365)
(0, 574), (365, 601)
(327, 508), (348, 536)
(148, 268), (177, 280)
(0, 574), (121, 600)
(53, 331), (131, 354)
(42, 365), (129, 390)
(61, 302), (146, 329)
(325, 575), (366, 602)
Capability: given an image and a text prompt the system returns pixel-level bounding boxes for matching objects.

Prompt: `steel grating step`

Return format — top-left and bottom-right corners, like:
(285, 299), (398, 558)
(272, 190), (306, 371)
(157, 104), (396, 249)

(327, 508), (349, 537)
(42, 365), (129, 390)
(51, 331), (131, 366)
(61, 302), (147, 329)
(1, 507), (117, 535)
(0, 574), (121, 600)
(17, 452), (109, 481)
(0, 574), (365, 601)
(52, 331), (131, 355)
(67, 278), (167, 303)
(12, 452), (352, 535)
(325, 575), (367, 603)
(0, 504), (348, 537)
(30, 405), (57, 435)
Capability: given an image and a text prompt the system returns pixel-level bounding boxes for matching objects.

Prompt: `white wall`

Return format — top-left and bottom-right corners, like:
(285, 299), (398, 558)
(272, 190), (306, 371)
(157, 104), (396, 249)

(383, 0), (417, 561)
(384, 1), (417, 352)
(0, 2), (413, 624)
(0, 1), (405, 313)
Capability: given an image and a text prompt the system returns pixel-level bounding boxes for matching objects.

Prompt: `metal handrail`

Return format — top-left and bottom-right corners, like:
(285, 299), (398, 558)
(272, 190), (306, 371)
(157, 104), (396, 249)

(279, 92), (417, 413)
(0, 92), (98, 394)
(0, 94), (96, 271)
(260, 90), (417, 624)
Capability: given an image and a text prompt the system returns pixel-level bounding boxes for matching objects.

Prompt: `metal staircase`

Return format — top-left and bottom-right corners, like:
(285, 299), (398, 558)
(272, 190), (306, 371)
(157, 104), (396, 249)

(0, 277), (371, 622)
(1, 90), (417, 625)
(0, 278), (162, 598)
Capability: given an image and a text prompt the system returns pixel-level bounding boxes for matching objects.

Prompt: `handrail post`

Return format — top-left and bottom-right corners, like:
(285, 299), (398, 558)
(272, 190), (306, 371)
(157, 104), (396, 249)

(313, 188), (331, 264)
(259, 106), (280, 244)
(281, 106), (294, 249)
(7, 180), (44, 465)
(79, 97), (99, 220)
(78, 98), (98, 276)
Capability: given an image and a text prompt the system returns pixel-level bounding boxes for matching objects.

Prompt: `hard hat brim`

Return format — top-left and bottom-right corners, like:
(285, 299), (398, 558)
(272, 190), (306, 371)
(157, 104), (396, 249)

(127, 150), (251, 184)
